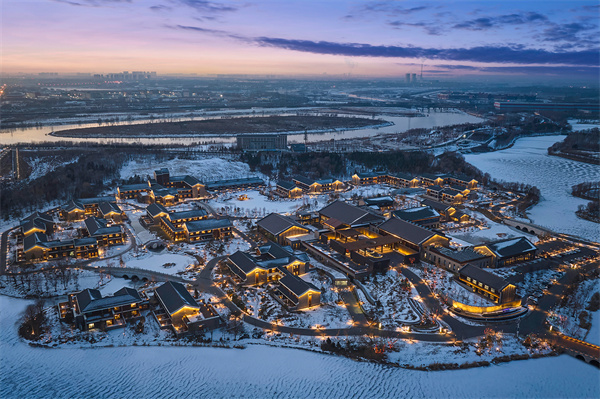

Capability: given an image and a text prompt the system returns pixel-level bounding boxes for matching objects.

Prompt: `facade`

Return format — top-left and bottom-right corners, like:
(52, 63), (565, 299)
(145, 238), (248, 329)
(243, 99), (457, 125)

(275, 274), (321, 310)
(276, 181), (303, 198)
(474, 237), (537, 267)
(184, 218), (233, 242)
(227, 242), (309, 286)
(204, 177), (265, 192)
(60, 197), (118, 221)
(84, 217), (124, 246)
(377, 217), (449, 256)
(154, 281), (224, 336)
(424, 246), (492, 272)
(59, 287), (148, 331)
(117, 182), (152, 200)
(236, 133), (287, 150)
(392, 206), (441, 228)
(256, 213), (311, 247)
(22, 232), (98, 261)
(457, 264), (517, 304)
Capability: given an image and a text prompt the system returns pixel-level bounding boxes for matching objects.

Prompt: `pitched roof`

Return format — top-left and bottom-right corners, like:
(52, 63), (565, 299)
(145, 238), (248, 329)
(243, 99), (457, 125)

(154, 281), (199, 315)
(23, 232), (48, 252)
(99, 201), (122, 215)
(76, 287), (142, 313)
(278, 274), (320, 299)
(118, 183), (151, 192)
(228, 250), (262, 275)
(319, 200), (384, 227)
(257, 213), (308, 236)
(393, 206), (440, 222)
(169, 209), (208, 221)
(170, 175), (201, 187)
(78, 196), (116, 205)
(276, 180), (298, 190)
(378, 218), (441, 246)
(62, 200), (85, 213)
(84, 217), (122, 237)
(420, 198), (453, 212)
(185, 218), (232, 232)
(204, 177), (264, 190)
(146, 203), (169, 218)
(481, 237), (537, 258)
(459, 264), (509, 292)
(433, 246), (489, 263)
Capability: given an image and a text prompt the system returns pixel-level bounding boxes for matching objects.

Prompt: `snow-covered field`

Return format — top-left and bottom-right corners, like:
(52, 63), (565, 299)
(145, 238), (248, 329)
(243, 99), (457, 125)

(1, 294), (599, 399)
(465, 135), (599, 242)
(123, 252), (196, 275)
(120, 156), (266, 183)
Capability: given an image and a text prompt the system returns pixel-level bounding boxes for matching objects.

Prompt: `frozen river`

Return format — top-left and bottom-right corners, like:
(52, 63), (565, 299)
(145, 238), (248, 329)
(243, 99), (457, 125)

(465, 135), (599, 242)
(0, 109), (482, 146)
(0, 295), (598, 399)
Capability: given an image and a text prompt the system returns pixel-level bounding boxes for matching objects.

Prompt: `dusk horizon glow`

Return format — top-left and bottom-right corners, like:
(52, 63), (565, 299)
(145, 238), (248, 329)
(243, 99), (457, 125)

(2, 0), (599, 79)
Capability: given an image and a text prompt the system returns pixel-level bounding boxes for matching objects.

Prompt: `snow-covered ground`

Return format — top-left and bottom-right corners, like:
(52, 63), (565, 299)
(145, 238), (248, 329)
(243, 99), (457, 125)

(122, 252), (197, 276)
(586, 309), (600, 346)
(1, 294), (599, 399)
(551, 278), (600, 340)
(120, 156), (266, 183)
(465, 135), (599, 242)
(448, 212), (537, 245)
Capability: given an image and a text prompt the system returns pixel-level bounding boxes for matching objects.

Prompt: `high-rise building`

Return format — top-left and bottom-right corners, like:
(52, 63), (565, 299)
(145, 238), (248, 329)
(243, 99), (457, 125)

(405, 73), (411, 84)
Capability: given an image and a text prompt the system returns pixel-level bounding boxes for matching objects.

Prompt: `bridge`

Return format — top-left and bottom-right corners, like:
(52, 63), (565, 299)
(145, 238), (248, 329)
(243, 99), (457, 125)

(82, 265), (190, 284)
(504, 219), (554, 236)
(548, 332), (600, 367)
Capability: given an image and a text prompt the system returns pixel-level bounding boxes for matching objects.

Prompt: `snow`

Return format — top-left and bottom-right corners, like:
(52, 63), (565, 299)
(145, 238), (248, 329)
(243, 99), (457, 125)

(94, 252), (197, 276)
(120, 156), (266, 183)
(1, 295), (599, 399)
(465, 135), (599, 242)
(587, 309), (600, 346)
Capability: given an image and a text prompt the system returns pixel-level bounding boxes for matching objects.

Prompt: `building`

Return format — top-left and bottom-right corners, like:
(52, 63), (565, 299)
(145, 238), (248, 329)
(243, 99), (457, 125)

(204, 177), (264, 192)
(84, 217), (124, 246)
(457, 264), (517, 304)
(425, 185), (464, 204)
(98, 201), (125, 222)
(20, 212), (54, 238)
(420, 199), (456, 221)
(117, 182), (152, 200)
(60, 197), (118, 221)
(318, 200), (384, 230)
(292, 176), (345, 194)
(275, 274), (321, 310)
(146, 203), (169, 223)
(473, 237), (537, 267)
(256, 213), (311, 248)
(351, 172), (384, 186)
(183, 218), (233, 242)
(22, 233), (98, 261)
(494, 102), (599, 113)
(392, 206), (441, 228)
(59, 287), (148, 331)
(377, 217), (449, 256)
(236, 134), (287, 150)
(276, 181), (303, 198)
(424, 246), (492, 272)
(363, 196), (395, 212)
(153, 281), (223, 336)
(150, 168), (207, 199)
(227, 242), (309, 286)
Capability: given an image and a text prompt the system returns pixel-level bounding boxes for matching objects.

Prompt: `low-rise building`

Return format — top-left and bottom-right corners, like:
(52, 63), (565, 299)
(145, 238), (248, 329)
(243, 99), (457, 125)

(275, 274), (321, 310)
(392, 206), (441, 228)
(59, 287), (148, 331)
(424, 246), (492, 272)
(257, 213), (311, 247)
(184, 218), (233, 242)
(204, 177), (264, 192)
(117, 182), (152, 200)
(153, 281), (224, 336)
(377, 217), (449, 256)
(319, 200), (384, 230)
(474, 237), (537, 267)
(22, 233), (98, 261)
(276, 181), (303, 198)
(84, 217), (124, 246)
(457, 264), (516, 304)
(20, 212), (54, 238)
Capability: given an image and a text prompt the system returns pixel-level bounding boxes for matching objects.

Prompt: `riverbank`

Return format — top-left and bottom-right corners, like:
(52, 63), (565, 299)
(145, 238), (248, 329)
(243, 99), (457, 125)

(50, 115), (390, 138)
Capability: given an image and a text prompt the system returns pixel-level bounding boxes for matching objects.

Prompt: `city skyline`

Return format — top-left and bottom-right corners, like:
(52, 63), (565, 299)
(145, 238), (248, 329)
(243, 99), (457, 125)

(2, 0), (599, 79)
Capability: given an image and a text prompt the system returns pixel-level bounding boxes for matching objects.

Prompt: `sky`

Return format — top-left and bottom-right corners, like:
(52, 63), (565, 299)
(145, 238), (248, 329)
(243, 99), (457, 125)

(2, 0), (599, 79)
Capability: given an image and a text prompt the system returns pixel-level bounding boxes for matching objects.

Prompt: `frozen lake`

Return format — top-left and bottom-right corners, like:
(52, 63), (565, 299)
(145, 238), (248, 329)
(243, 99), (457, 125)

(0, 110), (482, 146)
(1, 295), (598, 399)
(465, 135), (599, 242)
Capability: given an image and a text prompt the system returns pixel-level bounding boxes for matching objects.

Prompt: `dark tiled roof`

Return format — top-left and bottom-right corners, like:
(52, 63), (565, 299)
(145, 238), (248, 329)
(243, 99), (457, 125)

(185, 218), (232, 232)
(204, 177), (264, 190)
(78, 196), (116, 205)
(169, 209), (208, 222)
(278, 274), (319, 298)
(378, 218), (440, 246)
(319, 200), (383, 227)
(420, 198), (453, 212)
(146, 203), (169, 218)
(155, 281), (199, 315)
(434, 246), (489, 263)
(257, 213), (308, 236)
(84, 217), (122, 237)
(276, 181), (297, 190)
(459, 264), (509, 292)
(119, 183), (150, 192)
(393, 206), (440, 222)
(354, 172), (382, 178)
(293, 176), (316, 186)
(62, 200), (85, 213)
(170, 175), (202, 187)
(23, 232), (48, 252)
(76, 287), (142, 313)
(483, 237), (537, 258)
(365, 196), (394, 206)
(99, 201), (122, 215)
(74, 237), (98, 247)
(229, 251), (262, 274)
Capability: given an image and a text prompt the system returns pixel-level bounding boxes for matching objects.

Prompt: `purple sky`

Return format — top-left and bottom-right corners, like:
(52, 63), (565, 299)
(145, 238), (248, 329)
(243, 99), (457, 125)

(3, 0), (599, 78)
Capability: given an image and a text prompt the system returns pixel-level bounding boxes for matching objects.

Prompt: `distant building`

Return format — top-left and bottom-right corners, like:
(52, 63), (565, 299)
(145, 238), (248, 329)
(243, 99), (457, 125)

(236, 134), (287, 151)
(494, 102), (599, 112)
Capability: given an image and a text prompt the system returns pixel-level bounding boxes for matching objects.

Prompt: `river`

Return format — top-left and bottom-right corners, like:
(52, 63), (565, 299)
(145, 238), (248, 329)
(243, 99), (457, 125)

(0, 109), (482, 146)
(0, 295), (598, 399)
(465, 135), (599, 242)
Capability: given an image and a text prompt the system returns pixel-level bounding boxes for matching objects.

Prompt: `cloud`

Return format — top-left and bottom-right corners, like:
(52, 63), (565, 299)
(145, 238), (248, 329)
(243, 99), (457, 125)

(539, 22), (598, 43)
(251, 37), (599, 66)
(52, 0), (131, 6)
(453, 12), (548, 31)
(388, 21), (443, 35)
(175, 0), (237, 13)
(427, 64), (600, 76)
(343, 2), (429, 20)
